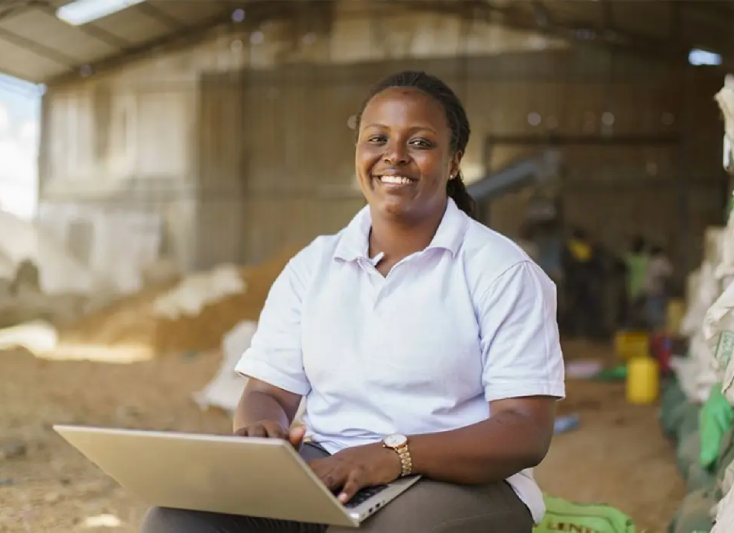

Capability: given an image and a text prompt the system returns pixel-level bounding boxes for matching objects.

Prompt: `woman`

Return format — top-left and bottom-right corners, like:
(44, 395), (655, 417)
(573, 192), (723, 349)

(142, 71), (565, 533)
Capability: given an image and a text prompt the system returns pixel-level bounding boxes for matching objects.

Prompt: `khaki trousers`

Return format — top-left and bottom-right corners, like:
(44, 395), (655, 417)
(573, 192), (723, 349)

(141, 442), (533, 533)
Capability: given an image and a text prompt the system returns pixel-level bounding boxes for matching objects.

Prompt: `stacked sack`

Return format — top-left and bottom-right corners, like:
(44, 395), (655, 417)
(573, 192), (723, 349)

(703, 233), (734, 532)
(663, 77), (734, 533)
(709, 74), (734, 533)
(662, 226), (728, 533)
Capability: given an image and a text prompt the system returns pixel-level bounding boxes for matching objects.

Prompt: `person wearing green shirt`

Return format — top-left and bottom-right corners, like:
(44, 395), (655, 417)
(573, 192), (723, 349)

(623, 236), (649, 327)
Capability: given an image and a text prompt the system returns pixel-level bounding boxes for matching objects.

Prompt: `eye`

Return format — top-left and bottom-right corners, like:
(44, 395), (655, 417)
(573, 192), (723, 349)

(367, 134), (387, 144)
(409, 138), (433, 148)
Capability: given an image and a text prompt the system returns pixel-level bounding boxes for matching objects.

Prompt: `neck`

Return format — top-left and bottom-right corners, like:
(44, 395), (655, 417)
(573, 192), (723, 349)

(368, 201), (447, 262)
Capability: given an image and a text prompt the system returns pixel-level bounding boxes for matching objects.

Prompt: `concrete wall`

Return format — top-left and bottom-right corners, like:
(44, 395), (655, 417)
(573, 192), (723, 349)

(36, 1), (727, 278)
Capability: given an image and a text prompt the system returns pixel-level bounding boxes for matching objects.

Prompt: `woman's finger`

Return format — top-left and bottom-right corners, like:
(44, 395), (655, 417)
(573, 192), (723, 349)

(338, 469), (366, 504)
(288, 425), (307, 448)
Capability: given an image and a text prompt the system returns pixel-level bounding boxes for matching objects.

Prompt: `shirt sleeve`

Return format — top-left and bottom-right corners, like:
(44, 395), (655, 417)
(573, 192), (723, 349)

(233, 253), (311, 396)
(478, 261), (566, 403)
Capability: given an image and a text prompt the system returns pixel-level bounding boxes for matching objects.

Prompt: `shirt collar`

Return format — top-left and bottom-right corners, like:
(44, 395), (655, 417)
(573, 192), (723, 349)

(333, 198), (468, 262)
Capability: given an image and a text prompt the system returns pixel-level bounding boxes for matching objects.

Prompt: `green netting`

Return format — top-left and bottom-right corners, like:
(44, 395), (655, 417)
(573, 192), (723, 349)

(699, 384), (734, 470)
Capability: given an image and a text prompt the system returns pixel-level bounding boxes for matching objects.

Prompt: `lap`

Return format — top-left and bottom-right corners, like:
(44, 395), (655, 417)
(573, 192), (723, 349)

(140, 442), (532, 533)
(327, 478), (532, 533)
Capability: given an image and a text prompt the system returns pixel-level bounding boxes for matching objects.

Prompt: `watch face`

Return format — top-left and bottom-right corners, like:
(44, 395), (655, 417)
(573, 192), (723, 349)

(384, 434), (407, 448)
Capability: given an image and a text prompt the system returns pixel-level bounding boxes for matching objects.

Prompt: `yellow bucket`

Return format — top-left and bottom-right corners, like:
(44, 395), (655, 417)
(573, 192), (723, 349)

(614, 330), (649, 361)
(626, 356), (660, 405)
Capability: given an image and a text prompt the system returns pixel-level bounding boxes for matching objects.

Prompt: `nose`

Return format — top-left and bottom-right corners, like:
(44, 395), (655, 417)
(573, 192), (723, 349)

(383, 140), (409, 165)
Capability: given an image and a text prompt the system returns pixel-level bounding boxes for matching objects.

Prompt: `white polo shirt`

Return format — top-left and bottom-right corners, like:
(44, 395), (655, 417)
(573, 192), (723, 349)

(235, 198), (565, 523)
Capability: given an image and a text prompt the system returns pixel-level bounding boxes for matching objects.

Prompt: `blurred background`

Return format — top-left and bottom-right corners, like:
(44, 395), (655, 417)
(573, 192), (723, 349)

(2, 0), (734, 531)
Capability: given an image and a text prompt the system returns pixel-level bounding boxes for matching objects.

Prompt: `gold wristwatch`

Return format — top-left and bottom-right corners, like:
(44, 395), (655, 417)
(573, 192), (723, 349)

(383, 434), (412, 477)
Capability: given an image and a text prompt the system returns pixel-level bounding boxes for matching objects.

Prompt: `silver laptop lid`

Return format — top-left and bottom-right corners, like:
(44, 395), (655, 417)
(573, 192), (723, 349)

(54, 425), (359, 528)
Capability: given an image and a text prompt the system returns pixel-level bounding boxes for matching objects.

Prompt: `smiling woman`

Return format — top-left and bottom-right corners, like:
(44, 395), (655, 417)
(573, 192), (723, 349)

(141, 71), (565, 533)
(356, 71), (477, 225)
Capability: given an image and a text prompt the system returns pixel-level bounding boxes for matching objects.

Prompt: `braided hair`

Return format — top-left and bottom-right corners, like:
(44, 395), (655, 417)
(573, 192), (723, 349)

(355, 70), (477, 219)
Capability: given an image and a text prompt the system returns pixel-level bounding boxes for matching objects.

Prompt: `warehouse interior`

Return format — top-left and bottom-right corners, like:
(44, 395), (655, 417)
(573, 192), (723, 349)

(3, 0), (734, 531)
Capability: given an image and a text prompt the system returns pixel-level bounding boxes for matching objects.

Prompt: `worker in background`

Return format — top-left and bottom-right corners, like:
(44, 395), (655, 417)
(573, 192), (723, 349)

(562, 228), (603, 339)
(644, 245), (673, 332)
(623, 236), (649, 328)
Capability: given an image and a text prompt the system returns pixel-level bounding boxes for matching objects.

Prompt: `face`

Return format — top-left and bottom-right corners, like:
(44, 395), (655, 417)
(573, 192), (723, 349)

(355, 87), (462, 221)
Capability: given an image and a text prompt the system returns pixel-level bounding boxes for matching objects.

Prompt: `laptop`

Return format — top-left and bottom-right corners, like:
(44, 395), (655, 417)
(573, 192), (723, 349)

(54, 425), (421, 528)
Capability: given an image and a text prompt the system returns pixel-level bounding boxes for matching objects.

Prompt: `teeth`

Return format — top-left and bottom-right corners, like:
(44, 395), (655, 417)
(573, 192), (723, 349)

(379, 175), (412, 185)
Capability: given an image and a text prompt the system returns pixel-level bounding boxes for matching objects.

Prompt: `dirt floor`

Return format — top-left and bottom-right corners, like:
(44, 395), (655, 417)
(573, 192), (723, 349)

(0, 340), (685, 533)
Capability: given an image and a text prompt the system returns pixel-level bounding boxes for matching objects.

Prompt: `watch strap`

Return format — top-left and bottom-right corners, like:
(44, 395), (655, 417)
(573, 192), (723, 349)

(384, 440), (413, 477)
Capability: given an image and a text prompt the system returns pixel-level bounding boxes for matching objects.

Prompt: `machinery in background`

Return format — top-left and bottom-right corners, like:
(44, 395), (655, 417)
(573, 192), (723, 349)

(467, 149), (562, 224)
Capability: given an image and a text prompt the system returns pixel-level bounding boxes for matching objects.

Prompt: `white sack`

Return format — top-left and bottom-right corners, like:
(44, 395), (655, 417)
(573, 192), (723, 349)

(682, 263), (721, 338)
(690, 331), (721, 403)
(153, 264), (246, 320)
(703, 280), (734, 405)
(193, 320), (306, 423)
(670, 356), (706, 404)
(193, 321), (257, 414)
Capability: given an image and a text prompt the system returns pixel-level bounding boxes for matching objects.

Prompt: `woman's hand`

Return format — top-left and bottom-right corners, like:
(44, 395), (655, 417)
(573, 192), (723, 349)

(234, 421), (306, 449)
(308, 443), (402, 504)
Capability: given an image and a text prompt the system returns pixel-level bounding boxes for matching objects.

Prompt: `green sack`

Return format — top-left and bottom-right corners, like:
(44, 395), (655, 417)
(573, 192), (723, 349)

(534, 495), (636, 533)
(699, 383), (734, 469)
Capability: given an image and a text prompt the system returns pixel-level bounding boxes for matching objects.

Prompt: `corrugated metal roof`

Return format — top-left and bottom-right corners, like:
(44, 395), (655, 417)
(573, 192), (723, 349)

(0, 0), (733, 86)
(0, 0), (241, 83)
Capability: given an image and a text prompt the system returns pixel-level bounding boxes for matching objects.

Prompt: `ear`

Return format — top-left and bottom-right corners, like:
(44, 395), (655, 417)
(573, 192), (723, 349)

(449, 151), (463, 180)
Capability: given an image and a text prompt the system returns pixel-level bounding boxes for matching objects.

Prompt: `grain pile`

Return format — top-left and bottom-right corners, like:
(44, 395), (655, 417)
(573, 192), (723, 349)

(57, 246), (302, 357)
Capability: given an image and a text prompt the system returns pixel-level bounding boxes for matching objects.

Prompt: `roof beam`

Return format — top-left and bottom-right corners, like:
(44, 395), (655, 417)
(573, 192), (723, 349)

(391, 0), (695, 64)
(0, 0), (48, 21)
(0, 24), (77, 66)
(134, 2), (187, 32)
(34, 3), (133, 49)
(478, 0), (687, 63)
(45, 1), (294, 87)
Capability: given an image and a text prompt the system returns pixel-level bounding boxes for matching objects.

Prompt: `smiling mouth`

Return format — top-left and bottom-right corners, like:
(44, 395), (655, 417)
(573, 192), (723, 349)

(373, 175), (417, 186)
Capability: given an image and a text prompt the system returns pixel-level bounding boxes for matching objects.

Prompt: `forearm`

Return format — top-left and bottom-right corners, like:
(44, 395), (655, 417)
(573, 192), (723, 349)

(233, 390), (291, 433)
(408, 410), (551, 485)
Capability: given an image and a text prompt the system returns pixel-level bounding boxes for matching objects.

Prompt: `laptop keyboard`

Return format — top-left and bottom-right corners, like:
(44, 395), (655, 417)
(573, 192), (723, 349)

(343, 485), (388, 508)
